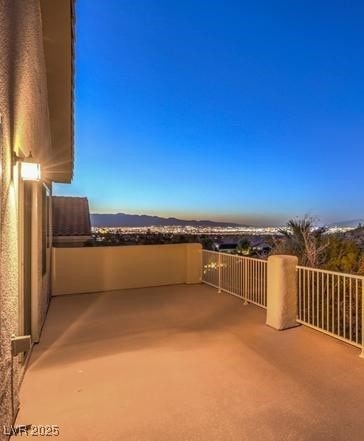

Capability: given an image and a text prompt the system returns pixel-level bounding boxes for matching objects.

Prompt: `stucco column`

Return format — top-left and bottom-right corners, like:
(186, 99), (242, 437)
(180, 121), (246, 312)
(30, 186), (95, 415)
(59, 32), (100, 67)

(266, 255), (299, 330)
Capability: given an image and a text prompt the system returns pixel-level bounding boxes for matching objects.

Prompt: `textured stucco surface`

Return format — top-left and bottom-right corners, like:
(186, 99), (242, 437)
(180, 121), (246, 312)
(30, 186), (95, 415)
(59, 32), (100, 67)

(0, 1), (53, 437)
(52, 244), (202, 296)
(15, 284), (364, 441)
(266, 255), (298, 330)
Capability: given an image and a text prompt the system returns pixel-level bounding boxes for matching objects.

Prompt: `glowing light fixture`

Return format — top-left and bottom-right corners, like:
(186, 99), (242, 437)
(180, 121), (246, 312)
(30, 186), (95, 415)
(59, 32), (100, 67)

(13, 151), (41, 181)
(21, 161), (41, 181)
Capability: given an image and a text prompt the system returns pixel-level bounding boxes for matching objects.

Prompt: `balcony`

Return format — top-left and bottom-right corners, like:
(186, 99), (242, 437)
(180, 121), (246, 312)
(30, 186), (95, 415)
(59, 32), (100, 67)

(12, 244), (364, 440)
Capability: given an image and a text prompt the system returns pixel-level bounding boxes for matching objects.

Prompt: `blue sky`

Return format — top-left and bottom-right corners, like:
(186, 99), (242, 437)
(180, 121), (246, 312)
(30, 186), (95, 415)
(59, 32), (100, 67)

(54, 0), (364, 226)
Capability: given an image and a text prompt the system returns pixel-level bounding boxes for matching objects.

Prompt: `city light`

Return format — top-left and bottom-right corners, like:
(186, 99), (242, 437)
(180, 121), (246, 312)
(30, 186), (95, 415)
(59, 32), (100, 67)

(92, 224), (354, 236)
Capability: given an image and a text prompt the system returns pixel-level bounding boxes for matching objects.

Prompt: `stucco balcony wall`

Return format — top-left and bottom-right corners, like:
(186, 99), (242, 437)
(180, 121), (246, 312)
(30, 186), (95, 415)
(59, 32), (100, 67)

(52, 243), (202, 296)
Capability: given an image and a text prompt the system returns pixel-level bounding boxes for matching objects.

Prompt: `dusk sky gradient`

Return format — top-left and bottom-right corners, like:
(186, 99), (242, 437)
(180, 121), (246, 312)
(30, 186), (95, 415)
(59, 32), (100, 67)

(54, 0), (364, 226)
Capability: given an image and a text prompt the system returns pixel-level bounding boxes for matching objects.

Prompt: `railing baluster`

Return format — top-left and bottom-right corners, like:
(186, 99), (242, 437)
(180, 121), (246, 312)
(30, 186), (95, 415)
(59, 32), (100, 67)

(343, 276), (346, 339)
(261, 262), (263, 305)
(240, 257), (243, 298)
(349, 277), (352, 342)
(361, 281), (364, 358)
(307, 270), (311, 324)
(264, 262), (267, 306)
(316, 271), (319, 327)
(321, 271), (324, 329)
(245, 258), (248, 301)
(333, 274), (336, 333)
(303, 269), (306, 322)
(312, 271), (314, 325)
(256, 260), (258, 304)
(336, 275), (339, 336)
(298, 268), (301, 319)
(255, 260), (257, 303)
(326, 273), (329, 332)
(356, 279), (359, 344)
(218, 252), (221, 293)
(230, 254), (232, 292)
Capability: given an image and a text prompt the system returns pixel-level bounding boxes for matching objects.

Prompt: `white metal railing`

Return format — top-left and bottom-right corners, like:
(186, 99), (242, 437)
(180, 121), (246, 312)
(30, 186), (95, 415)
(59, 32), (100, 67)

(297, 266), (364, 350)
(202, 251), (363, 354)
(202, 250), (267, 308)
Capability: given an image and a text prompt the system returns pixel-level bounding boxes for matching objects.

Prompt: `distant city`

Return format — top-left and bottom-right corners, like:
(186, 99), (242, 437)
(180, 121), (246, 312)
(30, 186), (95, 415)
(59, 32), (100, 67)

(92, 224), (356, 236)
(91, 212), (363, 234)
(87, 213), (364, 253)
(85, 224), (362, 263)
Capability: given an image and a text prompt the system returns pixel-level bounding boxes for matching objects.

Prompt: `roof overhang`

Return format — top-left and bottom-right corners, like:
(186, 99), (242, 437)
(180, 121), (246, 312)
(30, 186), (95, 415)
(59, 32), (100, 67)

(40, 0), (75, 183)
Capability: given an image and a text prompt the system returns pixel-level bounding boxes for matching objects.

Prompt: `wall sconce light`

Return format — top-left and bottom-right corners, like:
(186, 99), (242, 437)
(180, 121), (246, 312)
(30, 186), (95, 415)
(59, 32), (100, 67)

(13, 151), (41, 181)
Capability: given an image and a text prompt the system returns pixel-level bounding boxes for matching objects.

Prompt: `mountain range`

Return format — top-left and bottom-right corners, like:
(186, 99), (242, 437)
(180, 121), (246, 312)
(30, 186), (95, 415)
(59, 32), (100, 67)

(91, 213), (242, 228)
(90, 213), (364, 229)
(329, 219), (364, 228)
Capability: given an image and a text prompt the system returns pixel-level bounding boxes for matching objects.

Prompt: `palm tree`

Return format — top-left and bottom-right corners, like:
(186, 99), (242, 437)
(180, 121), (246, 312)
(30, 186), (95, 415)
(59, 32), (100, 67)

(237, 237), (250, 255)
(274, 216), (327, 267)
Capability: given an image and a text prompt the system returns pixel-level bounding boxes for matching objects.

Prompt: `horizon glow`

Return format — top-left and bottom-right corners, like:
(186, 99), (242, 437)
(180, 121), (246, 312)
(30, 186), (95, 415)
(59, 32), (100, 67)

(54, 0), (364, 227)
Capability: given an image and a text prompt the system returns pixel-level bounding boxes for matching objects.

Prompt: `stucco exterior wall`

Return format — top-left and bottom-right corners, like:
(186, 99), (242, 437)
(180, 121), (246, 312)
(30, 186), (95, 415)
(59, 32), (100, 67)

(0, 1), (53, 436)
(52, 244), (203, 296)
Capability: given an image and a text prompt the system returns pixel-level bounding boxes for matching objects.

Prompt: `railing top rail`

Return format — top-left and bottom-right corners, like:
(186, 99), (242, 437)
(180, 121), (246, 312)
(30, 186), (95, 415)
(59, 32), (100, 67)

(296, 265), (364, 281)
(202, 249), (267, 264)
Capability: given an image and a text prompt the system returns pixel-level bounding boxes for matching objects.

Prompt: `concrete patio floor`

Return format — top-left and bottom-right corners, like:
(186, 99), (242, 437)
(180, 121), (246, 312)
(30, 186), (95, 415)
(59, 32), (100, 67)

(14, 284), (364, 441)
